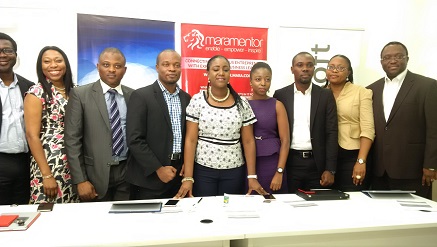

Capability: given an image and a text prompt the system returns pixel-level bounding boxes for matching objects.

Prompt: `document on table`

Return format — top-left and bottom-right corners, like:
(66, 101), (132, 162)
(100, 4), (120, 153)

(223, 194), (262, 218)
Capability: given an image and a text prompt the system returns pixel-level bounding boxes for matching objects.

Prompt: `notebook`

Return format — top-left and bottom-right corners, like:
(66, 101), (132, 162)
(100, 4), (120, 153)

(0, 212), (41, 231)
(362, 190), (416, 199)
(109, 202), (163, 213)
(296, 189), (350, 201)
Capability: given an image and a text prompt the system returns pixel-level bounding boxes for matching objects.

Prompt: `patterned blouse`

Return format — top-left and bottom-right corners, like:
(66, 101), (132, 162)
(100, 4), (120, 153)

(186, 91), (256, 169)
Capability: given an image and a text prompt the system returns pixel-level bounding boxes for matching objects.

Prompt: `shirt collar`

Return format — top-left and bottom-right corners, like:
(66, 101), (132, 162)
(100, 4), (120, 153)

(157, 80), (180, 95)
(100, 79), (123, 95)
(0, 73), (18, 88)
(385, 69), (408, 84)
(293, 82), (312, 95)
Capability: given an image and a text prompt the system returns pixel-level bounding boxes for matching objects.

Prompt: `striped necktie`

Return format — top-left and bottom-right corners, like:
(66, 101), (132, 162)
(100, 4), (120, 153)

(107, 89), (124, 156)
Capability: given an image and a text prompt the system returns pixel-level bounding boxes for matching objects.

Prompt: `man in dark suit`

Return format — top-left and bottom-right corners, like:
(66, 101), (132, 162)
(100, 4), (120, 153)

(0, 32), (34, 205)
(367, 41), (437, 199)
(126, 49), (191, 199)
(273, 52), (338, 193)
(65, 47), (134, 201)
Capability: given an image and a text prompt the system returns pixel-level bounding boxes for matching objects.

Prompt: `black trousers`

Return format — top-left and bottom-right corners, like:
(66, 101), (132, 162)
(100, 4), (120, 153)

(286, 150), (323, 193)
(372, 172), (432, 199)
(0, 152), (30, 205)
(333, 147), (370, 192)
(130, 159), (182, 200)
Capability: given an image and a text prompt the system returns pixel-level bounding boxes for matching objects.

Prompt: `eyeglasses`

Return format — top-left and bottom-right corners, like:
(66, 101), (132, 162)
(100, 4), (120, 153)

(327, 65), (348, 72)
(0, 48), (15, 55)
(381, 55), (407, 62)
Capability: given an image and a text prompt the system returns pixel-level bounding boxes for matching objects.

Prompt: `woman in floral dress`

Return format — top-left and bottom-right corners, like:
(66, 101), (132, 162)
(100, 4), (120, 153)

(24, 46), (79, 203)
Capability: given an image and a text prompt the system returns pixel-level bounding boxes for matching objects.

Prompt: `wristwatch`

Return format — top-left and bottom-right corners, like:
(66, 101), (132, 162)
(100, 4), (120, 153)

(329, 171), (336, 175)
(357, 158), (366, 164)
(277, 167), (284, 174)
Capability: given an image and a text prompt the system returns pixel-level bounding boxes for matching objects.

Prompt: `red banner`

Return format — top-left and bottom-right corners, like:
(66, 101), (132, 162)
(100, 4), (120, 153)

(181, 23), (268, 96)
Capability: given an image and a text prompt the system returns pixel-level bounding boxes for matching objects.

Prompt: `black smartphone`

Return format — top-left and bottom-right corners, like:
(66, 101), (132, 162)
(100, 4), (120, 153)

(263, 194), (276, 200)
(37, 202), (54, 212)
(164, 199), (179, 207)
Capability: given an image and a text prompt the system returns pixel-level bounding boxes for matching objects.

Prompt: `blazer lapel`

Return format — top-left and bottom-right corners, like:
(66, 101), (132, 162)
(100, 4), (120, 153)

(310, 84), (320, 132)
(91, 81), (111, 130)
(152, 81), (172, 129)
(121, 85), (132, 104)
(387, 71), (414, 124)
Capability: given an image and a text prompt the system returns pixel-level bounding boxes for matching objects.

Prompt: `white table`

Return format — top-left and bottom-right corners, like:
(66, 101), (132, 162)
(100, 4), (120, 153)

(1, 192), (436, 246)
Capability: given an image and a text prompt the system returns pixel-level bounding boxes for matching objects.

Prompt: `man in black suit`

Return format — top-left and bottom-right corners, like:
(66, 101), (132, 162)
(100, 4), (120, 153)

(367, 41), (437, 199)
(126, 49), (191, 199)
(273, 52), (338, 193)
(0, 32), (34, 205)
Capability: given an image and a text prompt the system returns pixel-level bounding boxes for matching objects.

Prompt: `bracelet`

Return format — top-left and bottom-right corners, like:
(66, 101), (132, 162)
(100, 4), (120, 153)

(247, 175), (258, 179)
(42, 174), (53, 179)
(181, 177), (194, 183)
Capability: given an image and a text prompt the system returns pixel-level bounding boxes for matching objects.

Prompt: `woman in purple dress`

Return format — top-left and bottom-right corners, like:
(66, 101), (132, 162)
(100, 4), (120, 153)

(248, 62), (290, 194)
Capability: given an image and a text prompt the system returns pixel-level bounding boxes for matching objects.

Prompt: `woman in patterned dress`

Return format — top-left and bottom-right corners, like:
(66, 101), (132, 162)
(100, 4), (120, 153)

(176, 55), (266, 198)
(24, 46), (79, 203)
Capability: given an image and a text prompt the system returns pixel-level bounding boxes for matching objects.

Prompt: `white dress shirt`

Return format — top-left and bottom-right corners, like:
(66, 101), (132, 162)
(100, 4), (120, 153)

(291, 83), (313, 150)
(383, 69), (407, 122)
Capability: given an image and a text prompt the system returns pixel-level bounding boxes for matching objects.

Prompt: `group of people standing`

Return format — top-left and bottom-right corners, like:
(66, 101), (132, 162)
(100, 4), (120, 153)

(1, 31), (436, 206)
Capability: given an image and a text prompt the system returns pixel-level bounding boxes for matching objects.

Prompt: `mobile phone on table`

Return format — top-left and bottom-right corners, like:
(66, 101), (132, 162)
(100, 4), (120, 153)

(263, 194), (276, 200)
(37, 202), (54, 212)
(164, 199), (180, 207)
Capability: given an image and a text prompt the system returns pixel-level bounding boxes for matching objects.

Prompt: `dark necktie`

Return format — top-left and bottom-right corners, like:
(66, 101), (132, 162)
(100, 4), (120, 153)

(107, 89), (124, 156)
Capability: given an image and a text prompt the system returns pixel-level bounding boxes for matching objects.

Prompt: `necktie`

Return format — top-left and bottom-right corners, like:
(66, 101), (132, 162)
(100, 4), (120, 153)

(107, 89), (124, 156)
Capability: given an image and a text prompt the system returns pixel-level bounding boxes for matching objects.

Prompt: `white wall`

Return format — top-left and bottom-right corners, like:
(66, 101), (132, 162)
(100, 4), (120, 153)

(1, 0), (436, 88)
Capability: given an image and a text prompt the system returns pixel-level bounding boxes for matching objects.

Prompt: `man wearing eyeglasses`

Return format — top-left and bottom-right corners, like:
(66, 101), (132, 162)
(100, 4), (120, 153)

(367, 41), (437, 199)
(0, 32), (34, 205)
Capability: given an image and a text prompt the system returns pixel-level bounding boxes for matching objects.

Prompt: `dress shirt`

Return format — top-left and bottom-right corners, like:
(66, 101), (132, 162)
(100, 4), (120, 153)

(335, 82), (375, 150)
(383, 69), (407, 122)
(291, 83), (312, 150)
(0, 74), (28, 153)
(157, 80), (182, 154)
(101, 80), (128, 161)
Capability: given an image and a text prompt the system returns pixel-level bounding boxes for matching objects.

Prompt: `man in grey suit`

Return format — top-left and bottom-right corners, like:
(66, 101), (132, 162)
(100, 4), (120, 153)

(0, 32), (34, 205)
(65, 47), (134, 201)
(126, 49), (191, 199)
(273, 52), (338, 193)
(367, 41), (437, 199)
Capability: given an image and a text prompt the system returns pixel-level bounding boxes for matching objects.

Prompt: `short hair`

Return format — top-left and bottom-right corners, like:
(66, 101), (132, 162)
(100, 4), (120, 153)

(292, 52), (315, 66)
(250, 62), (272, 80)
(156, 49), (179, 65)
(99, 47), (126, 64)
(380, 41), (409, 58)
(0, 32), (17, 52)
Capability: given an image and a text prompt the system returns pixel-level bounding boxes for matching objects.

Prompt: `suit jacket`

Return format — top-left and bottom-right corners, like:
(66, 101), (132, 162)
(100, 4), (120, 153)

(125, 81), (191, 193)
(273, 83), (338, 174)
(64, 80), (134, 199)
(367, 70), (437, 179)
(0, 74), (34, 137)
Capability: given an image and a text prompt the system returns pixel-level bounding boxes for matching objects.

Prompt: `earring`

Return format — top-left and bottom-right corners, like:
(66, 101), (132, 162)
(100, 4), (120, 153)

(346, 77), (349, 82)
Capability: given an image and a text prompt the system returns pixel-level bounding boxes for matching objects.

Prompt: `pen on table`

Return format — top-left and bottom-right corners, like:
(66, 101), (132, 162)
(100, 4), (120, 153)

(192, 197), (203, 207)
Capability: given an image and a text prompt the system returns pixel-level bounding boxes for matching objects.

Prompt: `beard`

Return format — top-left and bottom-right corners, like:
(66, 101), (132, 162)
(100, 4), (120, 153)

(299, 76), (312, 84)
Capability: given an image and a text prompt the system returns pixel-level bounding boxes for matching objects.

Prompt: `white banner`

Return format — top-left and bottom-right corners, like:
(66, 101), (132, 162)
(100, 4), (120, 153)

(274, 27), (365, 90)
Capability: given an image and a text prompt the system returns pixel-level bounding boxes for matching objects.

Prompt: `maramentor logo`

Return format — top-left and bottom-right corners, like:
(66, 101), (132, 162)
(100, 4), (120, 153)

(183, 29), (205, 50)
(183, 29), (264, 51)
